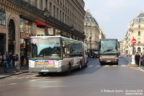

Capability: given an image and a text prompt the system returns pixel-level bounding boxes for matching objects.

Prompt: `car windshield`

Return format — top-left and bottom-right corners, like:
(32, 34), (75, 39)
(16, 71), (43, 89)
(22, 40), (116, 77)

(100, 40), (118, 55)
(31, 37), (61, 59)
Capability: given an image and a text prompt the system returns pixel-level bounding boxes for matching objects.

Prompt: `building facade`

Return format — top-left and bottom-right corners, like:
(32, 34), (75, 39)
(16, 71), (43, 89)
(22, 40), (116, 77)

(84, 10), (105, 50)
(0, 0), (85, 69)
(124, 11), (144, 55)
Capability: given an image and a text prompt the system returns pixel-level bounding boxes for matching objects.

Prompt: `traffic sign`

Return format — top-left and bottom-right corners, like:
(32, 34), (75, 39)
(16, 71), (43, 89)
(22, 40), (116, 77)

(132, 38), (136, 44)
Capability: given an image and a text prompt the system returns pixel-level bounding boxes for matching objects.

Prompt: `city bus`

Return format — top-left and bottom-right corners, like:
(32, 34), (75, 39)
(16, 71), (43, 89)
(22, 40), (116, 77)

(29, 36), (88, 74)
(99, 39), (120, 65)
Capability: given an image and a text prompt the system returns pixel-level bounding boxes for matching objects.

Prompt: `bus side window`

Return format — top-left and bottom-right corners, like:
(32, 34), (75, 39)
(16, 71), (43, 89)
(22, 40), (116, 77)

(62, 41), (70, 58)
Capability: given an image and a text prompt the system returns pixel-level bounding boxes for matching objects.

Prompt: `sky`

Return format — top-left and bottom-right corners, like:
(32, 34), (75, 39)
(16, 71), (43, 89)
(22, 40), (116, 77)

(84, 0), (144, 40)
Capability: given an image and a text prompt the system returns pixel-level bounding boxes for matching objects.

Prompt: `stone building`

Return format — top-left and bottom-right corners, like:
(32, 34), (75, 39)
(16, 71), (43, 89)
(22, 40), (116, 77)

(0, 0), (85, 69)
(125, 11), (144, 55)
(84, 10), (105, 50)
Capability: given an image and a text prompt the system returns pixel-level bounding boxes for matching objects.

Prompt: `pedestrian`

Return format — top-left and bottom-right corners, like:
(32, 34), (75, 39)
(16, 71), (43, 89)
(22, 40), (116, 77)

(0, 52), (3, 67)
(141, 53), (144, 66)
(139, 53), (143, 66)
(13, 54), (19, 71)
(8, 51), (14, 68)
(3, 53), (9, 73)
(135, 52), (140, 66)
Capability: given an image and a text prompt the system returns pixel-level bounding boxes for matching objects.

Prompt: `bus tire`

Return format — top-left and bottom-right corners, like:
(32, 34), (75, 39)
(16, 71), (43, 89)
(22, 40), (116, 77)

(100, 62), (104, 66)
(85, 62), (88, 67)
(39, 72), (44, 76)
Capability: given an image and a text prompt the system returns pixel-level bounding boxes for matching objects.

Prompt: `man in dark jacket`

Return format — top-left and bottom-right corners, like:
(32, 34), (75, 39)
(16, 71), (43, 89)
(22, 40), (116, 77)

(141, 53), (144, 66)
(135, 52), (140, 65)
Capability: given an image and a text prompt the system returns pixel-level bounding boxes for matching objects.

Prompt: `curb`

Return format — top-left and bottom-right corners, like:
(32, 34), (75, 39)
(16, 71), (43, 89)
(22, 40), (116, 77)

(128, 64), (138, 67)
(0, 70), (28, 79)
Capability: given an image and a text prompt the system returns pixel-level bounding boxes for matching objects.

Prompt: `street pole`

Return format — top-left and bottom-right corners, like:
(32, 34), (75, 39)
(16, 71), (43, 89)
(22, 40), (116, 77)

(131, 43), (136, 65)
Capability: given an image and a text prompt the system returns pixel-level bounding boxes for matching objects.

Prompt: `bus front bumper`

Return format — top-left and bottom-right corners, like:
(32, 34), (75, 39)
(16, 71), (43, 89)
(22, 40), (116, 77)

(29, 67), (63, 73)
(99, 55), (118, 63)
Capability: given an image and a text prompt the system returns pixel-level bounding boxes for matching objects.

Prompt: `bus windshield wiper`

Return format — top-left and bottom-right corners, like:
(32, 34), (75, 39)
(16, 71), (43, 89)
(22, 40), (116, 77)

(103, 49), (113, 53)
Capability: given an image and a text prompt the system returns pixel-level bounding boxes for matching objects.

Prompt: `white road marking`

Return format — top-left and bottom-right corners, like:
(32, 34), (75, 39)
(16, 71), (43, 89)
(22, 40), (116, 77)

(8, 83), (16, 86)
(103, 65), (110, 67)
(138, 67), (144, 72)
(120, 65), (127, 67)
(130, 67), (144, 72)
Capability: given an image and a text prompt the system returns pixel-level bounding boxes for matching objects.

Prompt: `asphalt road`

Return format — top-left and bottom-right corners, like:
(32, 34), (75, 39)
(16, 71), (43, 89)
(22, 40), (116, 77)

(0, 57), (144, 96)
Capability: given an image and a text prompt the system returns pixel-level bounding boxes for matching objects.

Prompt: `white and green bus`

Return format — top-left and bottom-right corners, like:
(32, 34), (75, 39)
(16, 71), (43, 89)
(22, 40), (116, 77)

(29, 36), (88, 74)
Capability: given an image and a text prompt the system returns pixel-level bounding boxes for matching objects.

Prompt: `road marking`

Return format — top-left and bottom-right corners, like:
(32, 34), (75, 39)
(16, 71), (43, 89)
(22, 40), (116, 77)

(8, 83), (16, 86)
(130, 67), (144, 72)
(120, 65), (127, 67)
(138, 67), (144, 72)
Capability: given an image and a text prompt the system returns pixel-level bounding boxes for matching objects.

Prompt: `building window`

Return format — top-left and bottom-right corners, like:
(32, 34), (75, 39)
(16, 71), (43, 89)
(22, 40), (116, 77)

(20, 18), (32, 35)
(35, 0), (37, 7)
(138, 25), (141, 29)
(40, 0), (43, 10)
(45, 0), (48, 9)
(63, 12), (64, 22)
(57, 8), (59, 19)
(138, 31), (141, 36)
(28, 0), (31, 3)
(53, 5), (55, 17)
(0, 8), (6, 25)
(138, 38), (140, 44)
(60, 11), (61, 21)
(49, 2), (52, 15)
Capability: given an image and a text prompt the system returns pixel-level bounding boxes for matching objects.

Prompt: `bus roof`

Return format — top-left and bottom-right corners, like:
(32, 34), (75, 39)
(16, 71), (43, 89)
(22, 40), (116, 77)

(100, 39), (118, 41)
(30, 36), (83, 43)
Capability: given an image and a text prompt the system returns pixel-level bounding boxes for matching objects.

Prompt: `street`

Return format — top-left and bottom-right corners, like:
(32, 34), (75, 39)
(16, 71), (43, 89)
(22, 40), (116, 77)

(0, 57), (144, 96)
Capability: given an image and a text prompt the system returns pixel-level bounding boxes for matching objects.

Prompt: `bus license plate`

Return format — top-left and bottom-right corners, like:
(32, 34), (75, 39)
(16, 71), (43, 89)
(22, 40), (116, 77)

(41, 70), (49, 72)
(107, 60), (111, 62)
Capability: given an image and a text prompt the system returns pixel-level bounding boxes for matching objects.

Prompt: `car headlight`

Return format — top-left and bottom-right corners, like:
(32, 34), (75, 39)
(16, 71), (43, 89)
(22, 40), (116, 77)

(55, 61), (62, 68)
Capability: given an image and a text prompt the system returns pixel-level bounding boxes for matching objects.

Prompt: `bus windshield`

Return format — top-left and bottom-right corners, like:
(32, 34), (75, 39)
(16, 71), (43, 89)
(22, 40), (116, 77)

(100, 40), (118, 55)
(31, 37), (61, 59)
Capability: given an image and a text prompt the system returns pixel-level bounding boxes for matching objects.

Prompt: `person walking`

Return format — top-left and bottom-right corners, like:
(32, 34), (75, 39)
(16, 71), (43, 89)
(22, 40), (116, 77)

(135, 52), (140, 66)
(141, 52), (144, 66)
(8, 51), (14, 68)
(3, 53), (9, 73)
(139, 53), (143, 66)
(0, 52), (3, 68)
(13, 54), (19, 71)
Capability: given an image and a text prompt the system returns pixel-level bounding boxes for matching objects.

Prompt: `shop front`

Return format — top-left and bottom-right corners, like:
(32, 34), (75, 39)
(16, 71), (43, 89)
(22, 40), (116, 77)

(20, 17), (33, 67)
(20, 19), (53, 67)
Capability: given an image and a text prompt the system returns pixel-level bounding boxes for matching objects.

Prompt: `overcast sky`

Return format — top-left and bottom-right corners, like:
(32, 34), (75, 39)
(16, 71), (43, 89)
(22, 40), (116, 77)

(84, 0), (144, 40)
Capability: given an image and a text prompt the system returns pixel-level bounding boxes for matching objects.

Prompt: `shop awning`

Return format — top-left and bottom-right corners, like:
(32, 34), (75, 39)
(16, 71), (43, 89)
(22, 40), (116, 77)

(35, 21), (52, 28)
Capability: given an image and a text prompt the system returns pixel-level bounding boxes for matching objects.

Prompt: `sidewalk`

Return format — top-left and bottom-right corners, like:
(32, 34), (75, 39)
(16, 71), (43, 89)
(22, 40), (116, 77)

(0, 67), (28, 79)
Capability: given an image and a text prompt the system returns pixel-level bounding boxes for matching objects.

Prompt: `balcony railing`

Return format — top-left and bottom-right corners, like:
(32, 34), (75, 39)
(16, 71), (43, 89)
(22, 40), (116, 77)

(8, 0), (44, 17)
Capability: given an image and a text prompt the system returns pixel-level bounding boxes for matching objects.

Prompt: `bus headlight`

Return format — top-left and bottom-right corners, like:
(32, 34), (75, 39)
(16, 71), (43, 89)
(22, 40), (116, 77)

(55, 61), (62, 68)
(29, 60), (35, 68)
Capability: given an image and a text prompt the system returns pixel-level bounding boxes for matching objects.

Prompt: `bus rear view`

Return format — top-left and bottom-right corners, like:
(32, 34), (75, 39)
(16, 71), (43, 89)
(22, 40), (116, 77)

(99, 39), (119, 65)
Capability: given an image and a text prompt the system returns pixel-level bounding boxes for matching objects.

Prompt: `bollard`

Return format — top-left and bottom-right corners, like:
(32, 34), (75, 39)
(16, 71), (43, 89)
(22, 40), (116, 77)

(128, 54), (138, 67)
(131, 55), (135, 65)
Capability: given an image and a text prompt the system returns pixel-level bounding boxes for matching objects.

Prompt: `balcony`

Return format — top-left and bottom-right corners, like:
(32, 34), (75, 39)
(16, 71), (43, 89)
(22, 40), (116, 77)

(8, 0), (44, 17)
